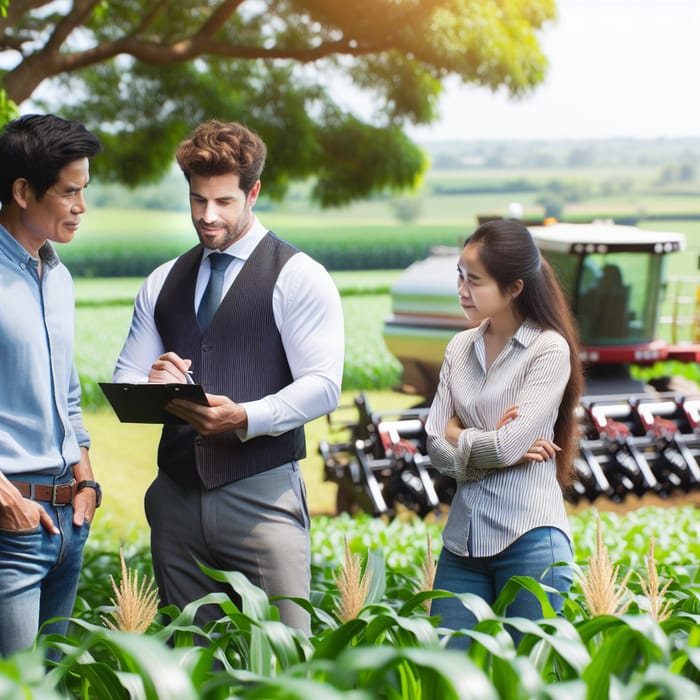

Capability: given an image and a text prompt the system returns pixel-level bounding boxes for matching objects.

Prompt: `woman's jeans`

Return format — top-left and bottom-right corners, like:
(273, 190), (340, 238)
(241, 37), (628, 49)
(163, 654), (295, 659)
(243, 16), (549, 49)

(431, 526), (573, 649)
(0, 479), (90, 657)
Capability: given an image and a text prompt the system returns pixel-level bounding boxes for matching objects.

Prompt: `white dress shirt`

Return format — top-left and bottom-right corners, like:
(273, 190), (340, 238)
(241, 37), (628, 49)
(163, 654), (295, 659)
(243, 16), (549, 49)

(113, 216), (344, 441)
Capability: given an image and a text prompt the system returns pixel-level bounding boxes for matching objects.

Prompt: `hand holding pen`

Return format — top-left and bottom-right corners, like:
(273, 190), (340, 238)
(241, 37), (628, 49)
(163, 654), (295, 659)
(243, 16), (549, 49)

(148, 352), (195, 385)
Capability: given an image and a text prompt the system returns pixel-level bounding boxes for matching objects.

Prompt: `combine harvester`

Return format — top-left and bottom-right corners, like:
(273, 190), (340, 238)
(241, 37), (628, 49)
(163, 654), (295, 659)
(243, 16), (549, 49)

(320, 220), (700, 516)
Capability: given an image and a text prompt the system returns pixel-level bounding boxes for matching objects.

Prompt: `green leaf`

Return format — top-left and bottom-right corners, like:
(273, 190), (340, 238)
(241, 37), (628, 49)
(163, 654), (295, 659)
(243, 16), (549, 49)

(0, 646), (62, 699)
(197, 563), (276, 623)
(362, 609), (439, 647)
(246, 676), (362, 700)
(312, 619), (368, 659)
(614, 663), (700, 699)
(581, 622), (668, 698)
(446, 591), (498, 623)
(365, 547), (387, 605)
(76, 663), (139, 698)
(491, 575), (557, 618)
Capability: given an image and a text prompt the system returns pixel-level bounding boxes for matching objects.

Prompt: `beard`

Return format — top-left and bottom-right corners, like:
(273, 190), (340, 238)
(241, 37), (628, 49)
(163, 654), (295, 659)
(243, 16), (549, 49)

(194, 208), (253, 250)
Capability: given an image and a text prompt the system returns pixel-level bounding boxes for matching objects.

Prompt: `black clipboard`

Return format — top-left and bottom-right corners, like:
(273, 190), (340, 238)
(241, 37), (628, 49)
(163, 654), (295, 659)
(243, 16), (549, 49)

(98, 382), (210, 424)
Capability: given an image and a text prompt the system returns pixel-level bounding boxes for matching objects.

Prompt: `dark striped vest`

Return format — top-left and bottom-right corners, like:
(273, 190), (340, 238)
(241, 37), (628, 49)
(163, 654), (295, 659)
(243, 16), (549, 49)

(153, 232), (306, 489)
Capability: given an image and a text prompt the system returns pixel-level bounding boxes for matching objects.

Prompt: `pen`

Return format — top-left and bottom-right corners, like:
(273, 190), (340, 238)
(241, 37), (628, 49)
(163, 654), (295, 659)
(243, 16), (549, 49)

(184, 369), (195, 385)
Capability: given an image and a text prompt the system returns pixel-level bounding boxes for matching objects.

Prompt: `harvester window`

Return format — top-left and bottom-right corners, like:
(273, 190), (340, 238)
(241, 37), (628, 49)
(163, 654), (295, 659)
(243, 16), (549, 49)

(579, 264), (630, 342)
(575, 253), (662, 346)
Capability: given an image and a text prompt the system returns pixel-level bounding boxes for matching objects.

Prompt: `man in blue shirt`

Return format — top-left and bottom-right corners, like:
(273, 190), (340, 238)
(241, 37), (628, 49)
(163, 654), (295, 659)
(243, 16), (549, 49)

(0, 114), (102, 657)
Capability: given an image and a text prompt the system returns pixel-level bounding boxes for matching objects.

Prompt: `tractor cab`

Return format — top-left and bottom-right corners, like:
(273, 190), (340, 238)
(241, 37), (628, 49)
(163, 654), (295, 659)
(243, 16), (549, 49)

(532, 222), (683, 360)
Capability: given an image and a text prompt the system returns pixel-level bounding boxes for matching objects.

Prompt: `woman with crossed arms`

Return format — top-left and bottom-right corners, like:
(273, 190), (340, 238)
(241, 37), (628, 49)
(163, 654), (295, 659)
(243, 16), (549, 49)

(426, 219), (584, 648)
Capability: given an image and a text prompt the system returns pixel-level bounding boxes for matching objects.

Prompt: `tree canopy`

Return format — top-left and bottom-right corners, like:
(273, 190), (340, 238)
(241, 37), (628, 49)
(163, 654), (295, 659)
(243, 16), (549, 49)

(0, 0), (556, 205)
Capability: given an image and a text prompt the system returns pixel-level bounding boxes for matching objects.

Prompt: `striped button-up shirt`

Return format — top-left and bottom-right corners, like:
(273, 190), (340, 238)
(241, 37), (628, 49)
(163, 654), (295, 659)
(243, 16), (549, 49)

(426, 318), (571, 557)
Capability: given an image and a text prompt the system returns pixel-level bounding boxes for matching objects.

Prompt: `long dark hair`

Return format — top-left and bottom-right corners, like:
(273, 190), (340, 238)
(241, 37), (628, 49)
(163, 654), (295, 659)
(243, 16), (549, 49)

(467, 219), (583, 486)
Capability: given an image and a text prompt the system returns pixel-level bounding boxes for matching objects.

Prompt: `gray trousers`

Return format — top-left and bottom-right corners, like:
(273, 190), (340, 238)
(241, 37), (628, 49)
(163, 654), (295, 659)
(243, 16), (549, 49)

(144, 463), (311, 634)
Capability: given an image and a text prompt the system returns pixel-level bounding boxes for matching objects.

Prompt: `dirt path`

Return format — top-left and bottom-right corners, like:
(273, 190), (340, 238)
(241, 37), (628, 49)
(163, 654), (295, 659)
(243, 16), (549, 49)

(566, 491), (700, 515)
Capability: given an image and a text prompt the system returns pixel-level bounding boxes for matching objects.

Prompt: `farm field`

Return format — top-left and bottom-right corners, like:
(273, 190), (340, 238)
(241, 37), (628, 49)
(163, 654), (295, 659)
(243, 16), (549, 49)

(71, 198), (700, 253)
(66, 161), (700, 263)
(74, 201), (700, 531)
(6, 157), (700, 696)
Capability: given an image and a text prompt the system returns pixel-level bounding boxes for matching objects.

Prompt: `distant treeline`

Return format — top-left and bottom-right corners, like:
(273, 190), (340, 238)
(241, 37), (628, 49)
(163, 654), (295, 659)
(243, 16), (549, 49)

(61, 239), (458, 277)
(61, 212), (700, 278)
(424, 137), (700, 171)
(432, 180), (540, 195)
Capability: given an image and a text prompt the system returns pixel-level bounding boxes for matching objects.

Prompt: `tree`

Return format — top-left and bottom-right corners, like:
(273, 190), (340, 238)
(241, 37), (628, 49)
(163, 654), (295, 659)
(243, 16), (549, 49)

(0, 0), (556, 205)
(0, 0), (16, 123)
(536, 191), (564, 220)
(391, 194), (423, 223)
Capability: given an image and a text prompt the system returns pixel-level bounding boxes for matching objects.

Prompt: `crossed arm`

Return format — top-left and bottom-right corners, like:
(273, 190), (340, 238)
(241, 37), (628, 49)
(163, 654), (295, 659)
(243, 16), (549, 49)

(445, 405), (560, 463)
(426, 332), (569, 480)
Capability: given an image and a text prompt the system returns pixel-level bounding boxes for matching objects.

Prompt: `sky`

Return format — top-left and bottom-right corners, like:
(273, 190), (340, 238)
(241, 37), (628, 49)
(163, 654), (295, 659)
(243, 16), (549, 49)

(406, 0), (700, 142)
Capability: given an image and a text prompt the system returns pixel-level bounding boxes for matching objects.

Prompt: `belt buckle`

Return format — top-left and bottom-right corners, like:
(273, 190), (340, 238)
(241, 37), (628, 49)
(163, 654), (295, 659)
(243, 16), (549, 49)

(52, 480), (74, 507)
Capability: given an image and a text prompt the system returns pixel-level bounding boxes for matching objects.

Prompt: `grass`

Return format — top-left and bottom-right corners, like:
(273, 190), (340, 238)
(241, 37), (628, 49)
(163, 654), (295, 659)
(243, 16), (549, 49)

(73, 270), (405, 304)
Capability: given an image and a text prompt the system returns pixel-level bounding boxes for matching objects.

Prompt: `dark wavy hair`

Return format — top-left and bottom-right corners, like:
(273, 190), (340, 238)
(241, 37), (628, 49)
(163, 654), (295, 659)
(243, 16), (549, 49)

(0, 114), (102, 205)
(175, 120), (266, 195)
(467, 219), (584, 486)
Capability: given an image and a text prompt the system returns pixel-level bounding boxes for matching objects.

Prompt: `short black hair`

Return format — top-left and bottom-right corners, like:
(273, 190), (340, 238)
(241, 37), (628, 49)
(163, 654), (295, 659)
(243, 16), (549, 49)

(0, 114), (102, 205)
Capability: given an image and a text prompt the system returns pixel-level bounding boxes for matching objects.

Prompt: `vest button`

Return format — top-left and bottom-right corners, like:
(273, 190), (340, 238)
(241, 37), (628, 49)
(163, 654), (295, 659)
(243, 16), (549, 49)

(195, 437), (204, 446)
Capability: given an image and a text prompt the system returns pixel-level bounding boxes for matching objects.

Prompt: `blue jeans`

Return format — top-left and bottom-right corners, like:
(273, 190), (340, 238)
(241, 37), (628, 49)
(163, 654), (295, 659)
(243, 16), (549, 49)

(0, 474), (90, 657)
(431, 527), (573, 649)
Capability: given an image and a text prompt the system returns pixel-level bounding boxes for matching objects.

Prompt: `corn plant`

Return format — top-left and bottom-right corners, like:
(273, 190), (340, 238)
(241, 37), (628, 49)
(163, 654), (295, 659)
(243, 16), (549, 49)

(2, 506), (699, 698)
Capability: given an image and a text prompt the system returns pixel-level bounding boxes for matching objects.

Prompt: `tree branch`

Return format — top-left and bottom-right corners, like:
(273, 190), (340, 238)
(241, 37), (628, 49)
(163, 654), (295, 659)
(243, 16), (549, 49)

(0, 0), (50, 43)
(133, 0), (172, 35)
(192, 0), (247, 41)
(2, 0), (48, 27)
(2, 0), (551, 110)
(44, 0), (102, 54)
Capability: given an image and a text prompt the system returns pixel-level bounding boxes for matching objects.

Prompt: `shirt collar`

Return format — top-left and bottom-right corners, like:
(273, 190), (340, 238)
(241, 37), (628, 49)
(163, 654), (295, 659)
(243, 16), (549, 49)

(0, 224), (59, 269)
(473, 317), (541, 348)
(201, 215), (267, 264)
(513, 319), (542, 347)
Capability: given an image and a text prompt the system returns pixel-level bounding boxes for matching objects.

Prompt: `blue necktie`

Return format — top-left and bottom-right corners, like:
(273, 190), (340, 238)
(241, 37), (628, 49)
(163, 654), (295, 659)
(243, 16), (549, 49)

(197, 253), (233, 330)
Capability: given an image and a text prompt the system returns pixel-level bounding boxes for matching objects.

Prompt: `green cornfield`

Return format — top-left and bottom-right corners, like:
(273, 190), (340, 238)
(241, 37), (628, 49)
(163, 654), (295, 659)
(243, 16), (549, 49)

(2, 507), (698, 698)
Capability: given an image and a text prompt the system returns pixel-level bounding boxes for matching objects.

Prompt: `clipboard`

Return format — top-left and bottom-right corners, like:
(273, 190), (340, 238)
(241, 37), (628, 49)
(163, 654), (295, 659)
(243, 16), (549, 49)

(98, 382), (210, 424)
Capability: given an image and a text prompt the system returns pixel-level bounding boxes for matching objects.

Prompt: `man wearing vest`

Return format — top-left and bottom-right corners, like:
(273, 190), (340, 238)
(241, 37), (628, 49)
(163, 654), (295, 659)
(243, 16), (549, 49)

(113, 120), (344, 634)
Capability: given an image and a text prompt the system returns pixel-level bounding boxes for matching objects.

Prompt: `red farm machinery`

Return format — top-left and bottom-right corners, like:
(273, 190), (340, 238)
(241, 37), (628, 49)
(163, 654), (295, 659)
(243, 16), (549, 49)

(320, 221), (700, 517)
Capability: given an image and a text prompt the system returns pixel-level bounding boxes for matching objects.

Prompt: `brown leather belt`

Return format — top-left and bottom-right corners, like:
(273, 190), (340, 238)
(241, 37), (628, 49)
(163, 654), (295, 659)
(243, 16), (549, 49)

(11, 479), (77, 506)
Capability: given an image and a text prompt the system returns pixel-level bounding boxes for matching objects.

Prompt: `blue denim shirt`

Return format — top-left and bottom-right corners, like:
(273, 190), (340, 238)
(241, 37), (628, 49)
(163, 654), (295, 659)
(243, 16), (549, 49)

(0, 225), (89, 476)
